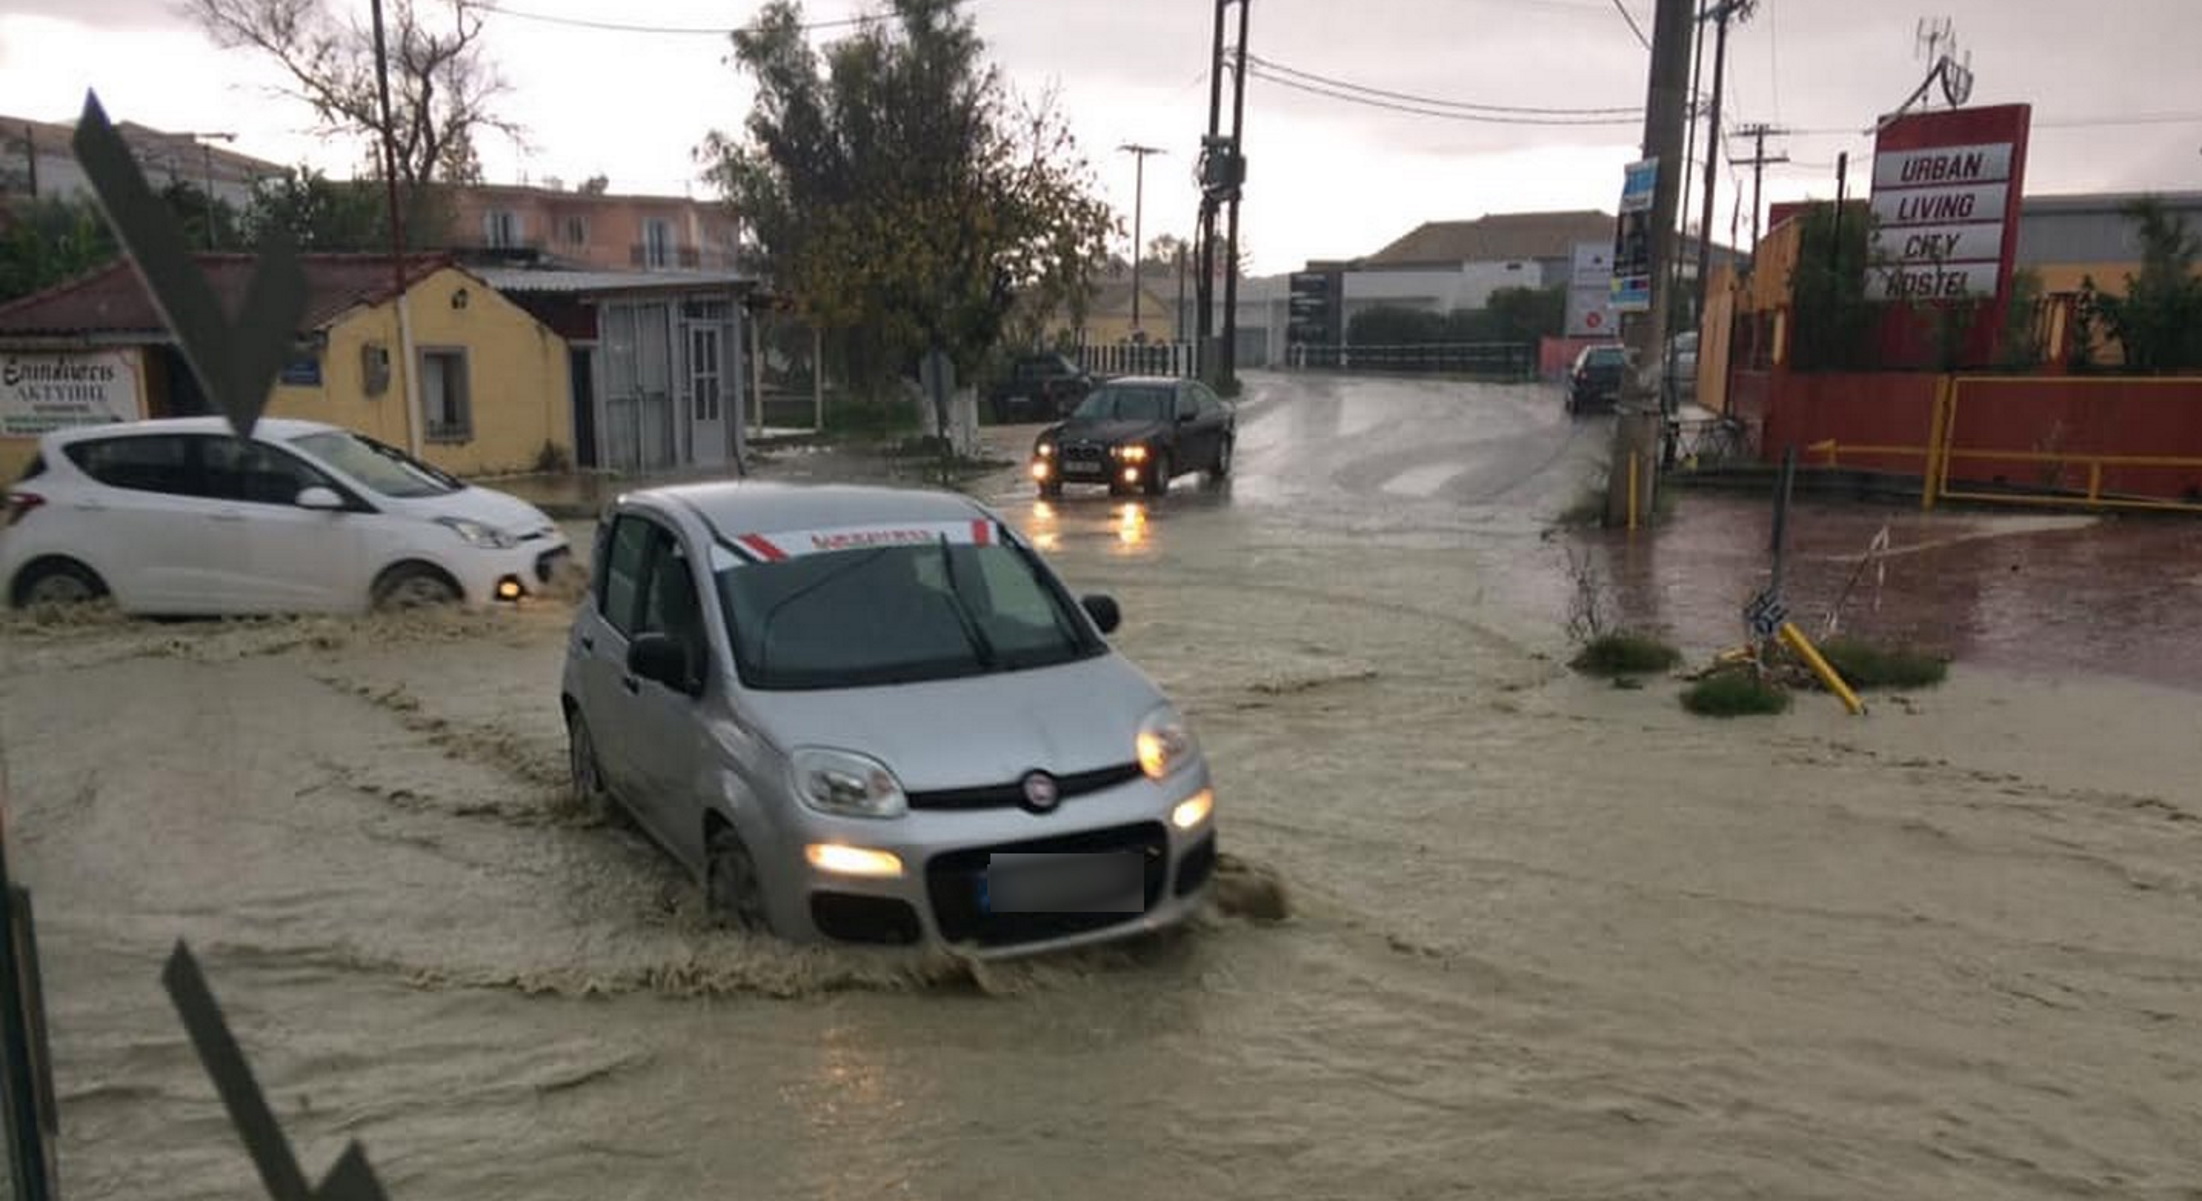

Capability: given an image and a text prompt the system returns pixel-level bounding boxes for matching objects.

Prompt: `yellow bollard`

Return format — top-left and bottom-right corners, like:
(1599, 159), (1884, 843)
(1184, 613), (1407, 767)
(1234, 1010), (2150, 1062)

(1626, 452), (1640, 532)
(1778, 621), (1865, 716)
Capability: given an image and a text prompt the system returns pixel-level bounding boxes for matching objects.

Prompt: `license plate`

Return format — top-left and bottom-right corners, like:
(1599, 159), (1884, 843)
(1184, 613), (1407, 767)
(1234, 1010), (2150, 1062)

(1063, 460), (1102, 475)
(978, 852), (1144, 914)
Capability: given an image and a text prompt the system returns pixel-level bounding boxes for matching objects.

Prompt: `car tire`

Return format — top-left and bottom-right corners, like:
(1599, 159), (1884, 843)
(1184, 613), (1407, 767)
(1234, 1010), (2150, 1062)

(565, 707), (634, 830)
(371, 562), (462, 612)
(12, 557), (107, 609)
(704, 824), (771, 933)
(1208, 436), (1234, 482)
(1143, 450), (1171, 497)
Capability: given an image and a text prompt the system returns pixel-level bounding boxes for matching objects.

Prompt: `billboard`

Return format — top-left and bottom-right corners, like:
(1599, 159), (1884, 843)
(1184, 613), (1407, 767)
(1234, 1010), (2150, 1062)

(1287, 271), (1339, 346)
(1565, 242), (1618, 337)
(1864, 106), (2031, 305)
(1, 350), (140, 437)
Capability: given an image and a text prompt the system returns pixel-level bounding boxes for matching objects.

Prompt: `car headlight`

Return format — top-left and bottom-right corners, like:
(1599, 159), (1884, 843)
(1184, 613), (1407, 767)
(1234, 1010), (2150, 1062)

(1135, 706), (1198, 780)
(790, 748), (908, 819)
(1036, 441), (1055, 457)
(1113, 444), (1149, 463)
(438, 516), (517, 549)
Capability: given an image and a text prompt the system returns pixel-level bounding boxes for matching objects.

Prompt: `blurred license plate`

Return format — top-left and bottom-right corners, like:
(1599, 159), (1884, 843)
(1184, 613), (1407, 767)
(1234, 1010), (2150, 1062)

(979, 852), (1143, 914)
(1062, 460), (1102, 475)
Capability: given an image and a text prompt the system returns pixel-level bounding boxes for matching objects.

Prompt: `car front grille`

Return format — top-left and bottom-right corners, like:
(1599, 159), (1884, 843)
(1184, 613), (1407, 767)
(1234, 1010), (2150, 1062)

(926, 821), (1169, 947)
(907, 762), (1143, 811)
(1061, 442), (1107, 463)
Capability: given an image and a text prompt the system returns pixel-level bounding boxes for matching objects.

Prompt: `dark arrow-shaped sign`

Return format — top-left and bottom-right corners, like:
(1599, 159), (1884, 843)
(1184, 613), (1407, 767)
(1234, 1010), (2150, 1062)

(164, 943), (391, 1201)
(69, 92), (307, 441)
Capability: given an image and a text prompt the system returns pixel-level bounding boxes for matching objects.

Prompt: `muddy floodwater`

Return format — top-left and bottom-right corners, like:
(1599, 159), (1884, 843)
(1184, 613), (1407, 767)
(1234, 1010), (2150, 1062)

(6, 375), (2201, 1199)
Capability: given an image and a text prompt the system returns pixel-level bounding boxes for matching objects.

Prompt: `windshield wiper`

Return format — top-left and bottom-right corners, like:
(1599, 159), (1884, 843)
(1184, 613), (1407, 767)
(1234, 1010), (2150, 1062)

(936, 535), (998, 670)
(748, 546), (892, 676)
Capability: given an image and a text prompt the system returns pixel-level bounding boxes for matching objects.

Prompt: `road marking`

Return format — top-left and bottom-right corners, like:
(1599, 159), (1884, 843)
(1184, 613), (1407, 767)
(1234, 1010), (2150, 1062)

(1379, 463), (1470, 498)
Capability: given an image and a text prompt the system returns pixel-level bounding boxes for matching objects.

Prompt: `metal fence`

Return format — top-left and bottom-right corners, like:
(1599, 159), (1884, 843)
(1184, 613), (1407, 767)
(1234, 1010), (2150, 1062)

(1075, 341), (1199, 380)
(1285, 341), (1537, 380)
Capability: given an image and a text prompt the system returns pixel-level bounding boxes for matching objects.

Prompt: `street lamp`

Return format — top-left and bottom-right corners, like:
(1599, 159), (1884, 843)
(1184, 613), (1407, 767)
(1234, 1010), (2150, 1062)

(1118, 143), (1166, 336)
(166, 131), (238, 249)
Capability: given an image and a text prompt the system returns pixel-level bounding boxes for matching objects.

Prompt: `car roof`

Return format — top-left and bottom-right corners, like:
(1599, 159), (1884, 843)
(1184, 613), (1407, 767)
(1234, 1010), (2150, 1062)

(1095, 375), (1185, 388)
(623, 481), (987, 541)
(41, 416), (341, 445)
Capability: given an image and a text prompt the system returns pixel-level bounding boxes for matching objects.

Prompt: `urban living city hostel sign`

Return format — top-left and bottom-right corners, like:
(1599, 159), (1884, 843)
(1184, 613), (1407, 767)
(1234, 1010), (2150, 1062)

(1865, 105), (2032, 304)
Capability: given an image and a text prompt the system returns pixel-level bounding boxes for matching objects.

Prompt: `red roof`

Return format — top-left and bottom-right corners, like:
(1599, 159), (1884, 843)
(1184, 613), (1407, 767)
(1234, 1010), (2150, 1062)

(0, 252), (453, 338)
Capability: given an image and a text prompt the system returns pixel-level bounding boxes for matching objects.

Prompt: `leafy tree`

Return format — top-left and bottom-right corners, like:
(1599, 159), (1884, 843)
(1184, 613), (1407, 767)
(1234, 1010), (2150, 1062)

(0, 197), (118, 303)
(240, 167), (394, 251)
(155, 180), (245, 251)
(1789, 201), (1883, 371)
(2093, 197), (2202, 374)
(183, 0), (518, 246)
(701, 0), (1117, 413)
(1483, 284), (1566, 343)
(1995, 267), (2047, 370)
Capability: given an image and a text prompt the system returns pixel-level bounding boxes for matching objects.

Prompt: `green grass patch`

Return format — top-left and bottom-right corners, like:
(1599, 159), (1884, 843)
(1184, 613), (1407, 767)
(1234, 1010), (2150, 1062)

(821, 400), (923, 440)
(1815, 636), (1951, 690)
(1681, 668), (1793, 717)
(1569, 631), (1683, 677)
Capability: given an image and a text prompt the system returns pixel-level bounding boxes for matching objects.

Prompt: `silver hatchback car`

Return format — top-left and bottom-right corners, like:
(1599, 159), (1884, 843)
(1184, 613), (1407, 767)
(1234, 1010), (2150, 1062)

(560, 481), (1217, 957)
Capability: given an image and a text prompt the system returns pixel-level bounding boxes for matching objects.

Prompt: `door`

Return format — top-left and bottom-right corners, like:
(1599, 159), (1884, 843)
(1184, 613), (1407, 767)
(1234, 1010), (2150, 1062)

(577, 513), (656, 803)
(193, 434), (367, 613)
(1171, 384), (1211, 477)
(687, 322), (727, 467)
(569, 346), (598, 469)
(624, 525), (712, 843)
(58, 432), (234, 611)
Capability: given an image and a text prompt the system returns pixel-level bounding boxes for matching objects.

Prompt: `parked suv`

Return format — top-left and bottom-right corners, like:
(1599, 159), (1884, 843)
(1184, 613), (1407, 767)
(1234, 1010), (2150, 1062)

(2, 417), (568, 614)
(988, 353), (1096, 423)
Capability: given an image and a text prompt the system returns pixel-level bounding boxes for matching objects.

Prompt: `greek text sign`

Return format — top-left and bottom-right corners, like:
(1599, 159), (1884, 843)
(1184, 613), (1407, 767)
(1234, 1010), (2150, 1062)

(0, 350), (139, 437)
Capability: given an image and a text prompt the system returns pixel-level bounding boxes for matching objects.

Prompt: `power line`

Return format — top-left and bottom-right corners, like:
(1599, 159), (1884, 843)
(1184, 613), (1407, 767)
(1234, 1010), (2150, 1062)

(470, 1), (884, 36)
(1245, 52), (1639, 116)
(1609, 0), (1653, 51)
(1244, 67), (1641, 126)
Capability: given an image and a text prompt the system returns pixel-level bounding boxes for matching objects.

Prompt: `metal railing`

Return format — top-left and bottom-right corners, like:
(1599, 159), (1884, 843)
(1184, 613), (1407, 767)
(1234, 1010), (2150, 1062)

(1285, 341), (1536, 380)
(1075, 341), (1199, 379)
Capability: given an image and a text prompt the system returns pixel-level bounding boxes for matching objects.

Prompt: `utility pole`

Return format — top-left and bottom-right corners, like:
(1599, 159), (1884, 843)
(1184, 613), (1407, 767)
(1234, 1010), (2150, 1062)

(1119, 143), (1164, 335)
(1692, 0), (1755, 331)
(1732, 122), (1790, 269)
(1219, 0), (1250, 388)
(1194, 2), (1228, 363)
(1604, 0), (1697, 529)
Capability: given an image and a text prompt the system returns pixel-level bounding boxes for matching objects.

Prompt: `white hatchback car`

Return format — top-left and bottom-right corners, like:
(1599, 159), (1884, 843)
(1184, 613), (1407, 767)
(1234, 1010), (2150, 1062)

(2, 417), (570, 615)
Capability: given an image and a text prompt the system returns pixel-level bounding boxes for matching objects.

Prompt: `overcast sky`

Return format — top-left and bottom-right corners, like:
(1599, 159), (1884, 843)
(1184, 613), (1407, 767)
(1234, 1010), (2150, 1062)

(6, 0), (2200, 275)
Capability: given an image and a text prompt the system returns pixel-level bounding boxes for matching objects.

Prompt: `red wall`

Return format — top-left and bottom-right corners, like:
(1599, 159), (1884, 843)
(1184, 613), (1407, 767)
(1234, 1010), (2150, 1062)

(1948, 377), (2202, 500)
(1761, 372), (1943, 474)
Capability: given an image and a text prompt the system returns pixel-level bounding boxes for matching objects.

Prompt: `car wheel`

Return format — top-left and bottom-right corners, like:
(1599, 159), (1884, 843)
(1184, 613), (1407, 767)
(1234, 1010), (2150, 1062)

(704, 825), (771, 933)
(371, 562), (462, 612)
(1143, 450), (1171, 497)
(13, 558), (107, 609)
(1208, 436), (1234, 482)
(565, 708), (633, 829)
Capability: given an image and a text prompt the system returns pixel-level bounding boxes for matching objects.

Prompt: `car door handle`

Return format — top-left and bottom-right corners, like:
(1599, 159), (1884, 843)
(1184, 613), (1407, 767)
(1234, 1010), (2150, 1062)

(579, 633), (595, 651)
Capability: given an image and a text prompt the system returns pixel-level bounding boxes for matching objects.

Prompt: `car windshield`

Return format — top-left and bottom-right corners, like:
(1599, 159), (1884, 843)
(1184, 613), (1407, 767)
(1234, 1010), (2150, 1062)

(1587, 348), (1626, 366)
(288, 430), (464, 498)
(1072, 385), (1173, 423)
(717, 536), (1104, 690)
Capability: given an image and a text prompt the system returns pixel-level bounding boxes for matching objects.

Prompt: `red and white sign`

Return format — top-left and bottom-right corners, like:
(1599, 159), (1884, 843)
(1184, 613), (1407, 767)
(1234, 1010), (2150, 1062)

(727, 520), (998, 563)
(1865, 105), (2031, 303)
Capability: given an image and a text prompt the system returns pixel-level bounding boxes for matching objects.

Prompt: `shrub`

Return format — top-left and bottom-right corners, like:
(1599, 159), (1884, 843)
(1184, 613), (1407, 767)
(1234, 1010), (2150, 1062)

(1815, 637), (1950, 690)
(1570, 631), (1682, 677)
(1682, 668), (1792, 717)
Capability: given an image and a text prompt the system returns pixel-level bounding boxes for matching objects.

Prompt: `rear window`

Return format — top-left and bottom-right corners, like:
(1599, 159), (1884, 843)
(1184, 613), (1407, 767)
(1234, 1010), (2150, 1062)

(64, 435), (198, 495)
(1585, 347), (1626, 366)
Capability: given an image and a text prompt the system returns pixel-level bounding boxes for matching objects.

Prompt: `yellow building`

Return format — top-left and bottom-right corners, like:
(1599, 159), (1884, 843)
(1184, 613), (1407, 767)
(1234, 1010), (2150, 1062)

(0, 253), (571, 482)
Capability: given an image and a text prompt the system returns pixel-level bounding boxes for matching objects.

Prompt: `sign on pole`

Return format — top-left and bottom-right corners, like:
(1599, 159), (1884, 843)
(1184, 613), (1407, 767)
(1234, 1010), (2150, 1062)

(1863, 107), (2031, 308)
(1565, 241), (1618, 337)
(1610, 159), (1658, 313)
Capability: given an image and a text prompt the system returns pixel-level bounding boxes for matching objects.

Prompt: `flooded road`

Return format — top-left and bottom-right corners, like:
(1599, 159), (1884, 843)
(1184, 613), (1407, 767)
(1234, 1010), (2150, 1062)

(7, 373), (2202, 1199)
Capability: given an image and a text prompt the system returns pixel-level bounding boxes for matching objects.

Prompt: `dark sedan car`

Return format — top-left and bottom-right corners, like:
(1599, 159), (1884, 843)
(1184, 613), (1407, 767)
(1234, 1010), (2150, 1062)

(1030, 377), (1235, 498)
(1566, 343), (1628, 415)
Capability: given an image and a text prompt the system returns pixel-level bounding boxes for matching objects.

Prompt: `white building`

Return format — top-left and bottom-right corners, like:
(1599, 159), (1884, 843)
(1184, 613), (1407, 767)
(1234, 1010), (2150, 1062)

(1, 115), (286, 211)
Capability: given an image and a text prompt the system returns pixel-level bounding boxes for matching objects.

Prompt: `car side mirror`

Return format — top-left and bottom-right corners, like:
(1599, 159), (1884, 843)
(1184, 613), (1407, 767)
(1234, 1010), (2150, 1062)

(296, 485), (345, 511)
(1081, 593), (1121, 634)
(629, 632), (701, 695)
